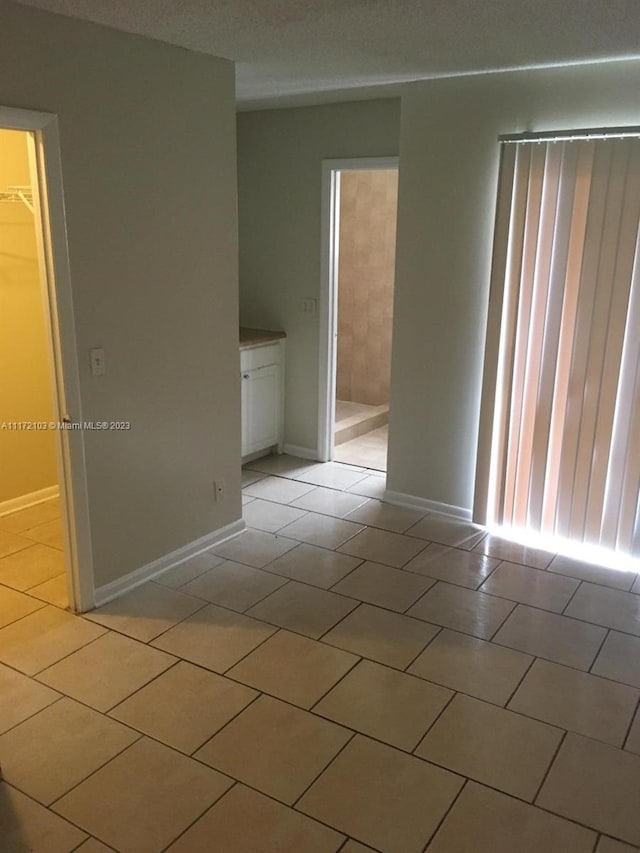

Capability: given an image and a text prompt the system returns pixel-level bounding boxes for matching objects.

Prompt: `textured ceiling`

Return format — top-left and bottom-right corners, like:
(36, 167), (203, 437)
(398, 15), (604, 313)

(13, 0), (640, 108)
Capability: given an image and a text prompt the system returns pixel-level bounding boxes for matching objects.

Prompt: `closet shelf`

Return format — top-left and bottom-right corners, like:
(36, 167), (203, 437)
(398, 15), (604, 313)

(0, 185), (34, 213)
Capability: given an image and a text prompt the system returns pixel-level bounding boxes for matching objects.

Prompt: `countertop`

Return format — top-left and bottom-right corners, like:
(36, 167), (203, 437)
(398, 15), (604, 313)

(239, 327), (286, 350)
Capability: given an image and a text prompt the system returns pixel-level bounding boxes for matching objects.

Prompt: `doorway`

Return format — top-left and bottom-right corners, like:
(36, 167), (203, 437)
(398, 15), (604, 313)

(0, 109), (92, 612)
(318, 158), (399, 472)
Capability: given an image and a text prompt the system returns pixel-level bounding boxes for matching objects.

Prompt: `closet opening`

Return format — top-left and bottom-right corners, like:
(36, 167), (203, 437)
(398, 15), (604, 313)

(0, 109), (93, 612)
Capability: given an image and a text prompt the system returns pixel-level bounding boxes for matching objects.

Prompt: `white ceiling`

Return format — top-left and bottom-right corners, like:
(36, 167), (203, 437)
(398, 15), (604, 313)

(14, 0), (640, 109)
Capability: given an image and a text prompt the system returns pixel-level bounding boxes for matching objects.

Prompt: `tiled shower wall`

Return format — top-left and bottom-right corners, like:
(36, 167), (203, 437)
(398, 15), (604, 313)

(336, 169), (398, 406)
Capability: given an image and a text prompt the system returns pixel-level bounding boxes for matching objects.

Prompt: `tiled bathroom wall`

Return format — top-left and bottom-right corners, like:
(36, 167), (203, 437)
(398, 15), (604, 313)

(336, 169), (398, 406)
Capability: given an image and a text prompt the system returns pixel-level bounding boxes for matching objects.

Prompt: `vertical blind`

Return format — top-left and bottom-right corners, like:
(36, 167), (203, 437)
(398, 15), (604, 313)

(475, 135), (640, 559)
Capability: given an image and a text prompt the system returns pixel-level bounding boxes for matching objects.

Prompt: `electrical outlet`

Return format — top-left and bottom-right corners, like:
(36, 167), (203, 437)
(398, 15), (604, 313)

(301, 298), (317, 317)
(89, 347), (106, 376)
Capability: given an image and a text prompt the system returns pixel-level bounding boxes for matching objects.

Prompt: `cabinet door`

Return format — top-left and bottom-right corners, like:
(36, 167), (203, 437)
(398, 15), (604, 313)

(242, 364), (280, 455)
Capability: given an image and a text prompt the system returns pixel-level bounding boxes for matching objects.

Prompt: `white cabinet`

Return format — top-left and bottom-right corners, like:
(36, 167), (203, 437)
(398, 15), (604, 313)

(240, 340), (284, 458)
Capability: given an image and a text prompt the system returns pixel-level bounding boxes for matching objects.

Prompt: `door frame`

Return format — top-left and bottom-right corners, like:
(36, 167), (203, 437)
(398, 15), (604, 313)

(1, 105), (94, 612)
(317, 156), (399, 461)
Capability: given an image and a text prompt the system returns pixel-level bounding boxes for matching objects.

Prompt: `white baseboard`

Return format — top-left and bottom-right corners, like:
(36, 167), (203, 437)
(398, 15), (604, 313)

(383, 489), (472, 521)
(0, 485), (60, 518)
(283, 443), (319, 461)
(93, 518), (246, 608)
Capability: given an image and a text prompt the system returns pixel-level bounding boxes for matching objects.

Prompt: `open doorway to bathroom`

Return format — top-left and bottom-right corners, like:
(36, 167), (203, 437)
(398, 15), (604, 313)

(319, 158), (398, 472)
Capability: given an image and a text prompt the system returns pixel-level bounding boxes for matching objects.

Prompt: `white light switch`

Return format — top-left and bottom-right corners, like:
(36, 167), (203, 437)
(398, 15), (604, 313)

(90, 347), (106, 376)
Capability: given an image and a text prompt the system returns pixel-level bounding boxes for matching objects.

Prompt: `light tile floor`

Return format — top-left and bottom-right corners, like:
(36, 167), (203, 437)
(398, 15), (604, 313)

(0, 460), (640, 851)
(334, 425), (388, 472)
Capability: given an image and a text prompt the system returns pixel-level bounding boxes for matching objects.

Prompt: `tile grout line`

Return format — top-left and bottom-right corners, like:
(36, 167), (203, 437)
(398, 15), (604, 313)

(290, 730), (358, 811)
(621, 694), (640, 753)
(587, 627), (611, 674)
(532, 728), (567, 804)
(420, 776), (468, 853)
(156, 779), (239, 853)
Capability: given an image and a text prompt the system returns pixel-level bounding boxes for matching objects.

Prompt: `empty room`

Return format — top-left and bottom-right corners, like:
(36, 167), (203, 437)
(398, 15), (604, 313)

(1, 1), (640, 852)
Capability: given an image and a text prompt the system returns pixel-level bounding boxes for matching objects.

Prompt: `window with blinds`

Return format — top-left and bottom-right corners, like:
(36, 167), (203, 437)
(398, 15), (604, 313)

(475, 133), (640, 565)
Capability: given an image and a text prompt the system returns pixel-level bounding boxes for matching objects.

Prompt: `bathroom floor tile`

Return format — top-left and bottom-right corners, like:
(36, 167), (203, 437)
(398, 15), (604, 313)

(479, 561), (579, 612)
(405, 514), (486, 550)
(408, 628), (532, 705)
(407, 582), (515, 639)
(592, 631), (640, 688)
(332, 561), (435, 612)
(74, 835), (114, 852)
(28, 573), (68, 608)
(245, 454), (317, 478)
(0, 584), (46, 628)
(547, 554), (635, 591)
(0, 500), (60, 534)
(626, 708), (640, 755)
(403, 542), (499, 589)
(538, 733), (640, 846)
(596, 839), (640, 853)
(492, 604), (607, 670)
(211, 528), (298, 567)
(195, 695), (351, 804)
(298, 734), (463, 853)
(0, 543), (65, 591)
(427, 781), (595, 853)
(473, 535), (554, 569)
(243, 498), (308, 532)
(181, 560), (286, 611)
(0, 662), (60, 734)
(565, 583), (640, 636)
(54, 737), (232, 853)
(345, 474), (387, 499)
(36, 631), (176, 712)
(243, 475), (316, 504)
(84, 583), (206, 642)
(322, 603), (439, 669)
(241, 468), (266, 487)
(110, 661), (257, 754)
(314, 659), (452, 750)
(0, 782), (87, 853)
(508, 658), (639, 746)
(153, 552), (224, 589)
(279, 513), (365, 550)
(23, 519), (64, 550)
(0, 697), (138, 804)
(0, 606), (106, 675)
(337, 527), (426, 568)
(290, 487), (369, 518)
(263, 543), (362, 588)
(0, 529), (34, 559)
(151, 603), (276, 672)
(166, 784), (344, 853)
(416, 693), (562, 801)
(227, 629), (358, 708)
(294, 463), (368, 490)
(246, 580), (358, 638)
(344, 500), (426, 533)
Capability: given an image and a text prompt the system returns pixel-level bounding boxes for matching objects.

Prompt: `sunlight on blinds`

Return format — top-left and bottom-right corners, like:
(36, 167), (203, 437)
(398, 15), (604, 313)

(475, 135), (640, 565)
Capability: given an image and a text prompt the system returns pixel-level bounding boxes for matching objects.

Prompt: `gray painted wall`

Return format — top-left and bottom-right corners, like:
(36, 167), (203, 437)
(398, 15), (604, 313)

(390, 60), (640, 511)
(0, 1), (240, 588)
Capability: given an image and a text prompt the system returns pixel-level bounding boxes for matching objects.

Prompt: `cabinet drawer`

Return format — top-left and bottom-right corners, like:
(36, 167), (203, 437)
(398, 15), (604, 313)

(240, 342), (282, 371)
